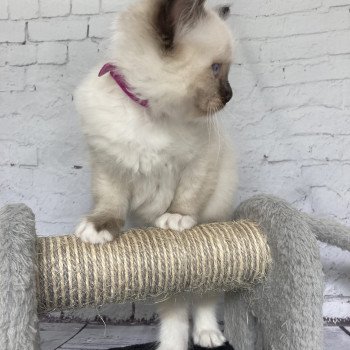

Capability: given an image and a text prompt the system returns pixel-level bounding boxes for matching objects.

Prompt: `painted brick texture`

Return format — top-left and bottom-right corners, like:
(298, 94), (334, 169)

(0, 0), (349, 320)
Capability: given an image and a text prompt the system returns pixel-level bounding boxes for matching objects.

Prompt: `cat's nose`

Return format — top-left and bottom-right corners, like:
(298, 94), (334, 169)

(220, 81), (232, 104)
(223, 85), (232, 104)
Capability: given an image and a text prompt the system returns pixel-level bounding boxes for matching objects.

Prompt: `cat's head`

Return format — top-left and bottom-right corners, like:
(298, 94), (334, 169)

(111, 0), (233, 119)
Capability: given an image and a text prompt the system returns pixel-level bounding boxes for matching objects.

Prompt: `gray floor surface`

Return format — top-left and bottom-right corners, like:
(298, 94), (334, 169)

(39, 323), (350, 350)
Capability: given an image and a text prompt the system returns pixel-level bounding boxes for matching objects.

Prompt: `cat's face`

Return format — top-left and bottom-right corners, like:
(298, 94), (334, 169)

(154, 0), (233, 117)
(114, 0), (233, 119)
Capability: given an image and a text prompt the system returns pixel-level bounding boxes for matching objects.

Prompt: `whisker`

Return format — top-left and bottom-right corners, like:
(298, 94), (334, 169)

(211, 105), (222, 164)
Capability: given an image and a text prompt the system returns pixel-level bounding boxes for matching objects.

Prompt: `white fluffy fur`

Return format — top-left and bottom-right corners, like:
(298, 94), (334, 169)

(154, 213), (197, 231)
(75, 219), (113, 244)
(74, 1), (237, 349)
(192, 294), (227, 347)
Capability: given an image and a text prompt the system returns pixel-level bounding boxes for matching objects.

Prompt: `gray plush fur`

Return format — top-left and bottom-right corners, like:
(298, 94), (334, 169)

(0, 204), (40, 350)
(306, 216), (350, 251)
(225, 195), (350, 350)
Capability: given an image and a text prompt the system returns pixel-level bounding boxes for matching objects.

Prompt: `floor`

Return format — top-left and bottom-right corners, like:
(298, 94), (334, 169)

(39, 323), (350, 350)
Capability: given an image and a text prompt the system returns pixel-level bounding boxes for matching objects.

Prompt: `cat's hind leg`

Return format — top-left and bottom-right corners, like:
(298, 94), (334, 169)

(157, 296), (190, 350)
(192, 293), (226, 348)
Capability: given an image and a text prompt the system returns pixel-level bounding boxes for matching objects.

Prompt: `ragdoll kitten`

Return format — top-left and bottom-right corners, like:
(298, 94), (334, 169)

(74, 0), (237, 349)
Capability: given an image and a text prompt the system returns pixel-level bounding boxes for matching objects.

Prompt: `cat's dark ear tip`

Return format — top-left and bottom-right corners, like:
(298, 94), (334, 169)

(218, 5), (231, 19)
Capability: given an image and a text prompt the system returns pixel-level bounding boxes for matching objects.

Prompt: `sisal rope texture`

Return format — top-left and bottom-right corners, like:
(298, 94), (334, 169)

(36, 221), (271, 313)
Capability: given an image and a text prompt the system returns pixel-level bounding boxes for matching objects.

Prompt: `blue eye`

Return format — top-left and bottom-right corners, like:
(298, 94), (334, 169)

(211, 63), (221, 76)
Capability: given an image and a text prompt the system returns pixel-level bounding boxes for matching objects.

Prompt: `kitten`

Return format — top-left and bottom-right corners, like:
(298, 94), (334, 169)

(74, 1), (237, 349)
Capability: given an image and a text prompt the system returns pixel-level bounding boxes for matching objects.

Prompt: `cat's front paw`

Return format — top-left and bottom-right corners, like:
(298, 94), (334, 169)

(192, 329), (226, 348)
(75, 218), (114, 244)
(155, 213), (197, 231)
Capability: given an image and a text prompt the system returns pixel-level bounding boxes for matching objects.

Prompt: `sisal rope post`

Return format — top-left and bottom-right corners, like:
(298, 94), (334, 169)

(36, 221), (271, 313)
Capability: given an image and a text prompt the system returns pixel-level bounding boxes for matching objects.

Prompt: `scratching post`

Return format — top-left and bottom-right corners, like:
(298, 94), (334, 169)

(36, 221), (270, 313)
(3, 195), (346, 350)
(0, 204), (271, 350)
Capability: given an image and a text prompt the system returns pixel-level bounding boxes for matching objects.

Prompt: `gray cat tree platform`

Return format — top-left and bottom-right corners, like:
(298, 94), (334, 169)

(1, 195), (350, 350)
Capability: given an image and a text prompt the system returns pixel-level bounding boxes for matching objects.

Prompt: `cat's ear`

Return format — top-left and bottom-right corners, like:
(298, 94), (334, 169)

(216, 5), (230, 20)
(156, 0), (206, 50)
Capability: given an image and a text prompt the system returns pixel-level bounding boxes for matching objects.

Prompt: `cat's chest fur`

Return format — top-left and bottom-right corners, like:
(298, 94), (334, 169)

(79, 78), (203, 174)
(89, 110), (207, 222)
(96, 112), (202, 173)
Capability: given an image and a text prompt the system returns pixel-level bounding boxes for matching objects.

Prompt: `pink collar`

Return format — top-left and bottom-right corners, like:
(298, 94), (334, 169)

(98, 63), (149, 108)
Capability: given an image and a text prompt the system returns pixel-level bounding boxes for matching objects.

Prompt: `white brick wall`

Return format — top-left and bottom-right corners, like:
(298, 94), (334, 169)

(9, 0), (39, 20)
(37, 42), (67, 64)
(40, 0), (70, 18)
(0, 0), (349, 321)
(7, 44), (37, 66)
(28, 18), (88, 41)
(101, 0), (130, 13)
(72, 0), (100, 15)
(0, 21), (26, 42)
(0, 0), (9, 19)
